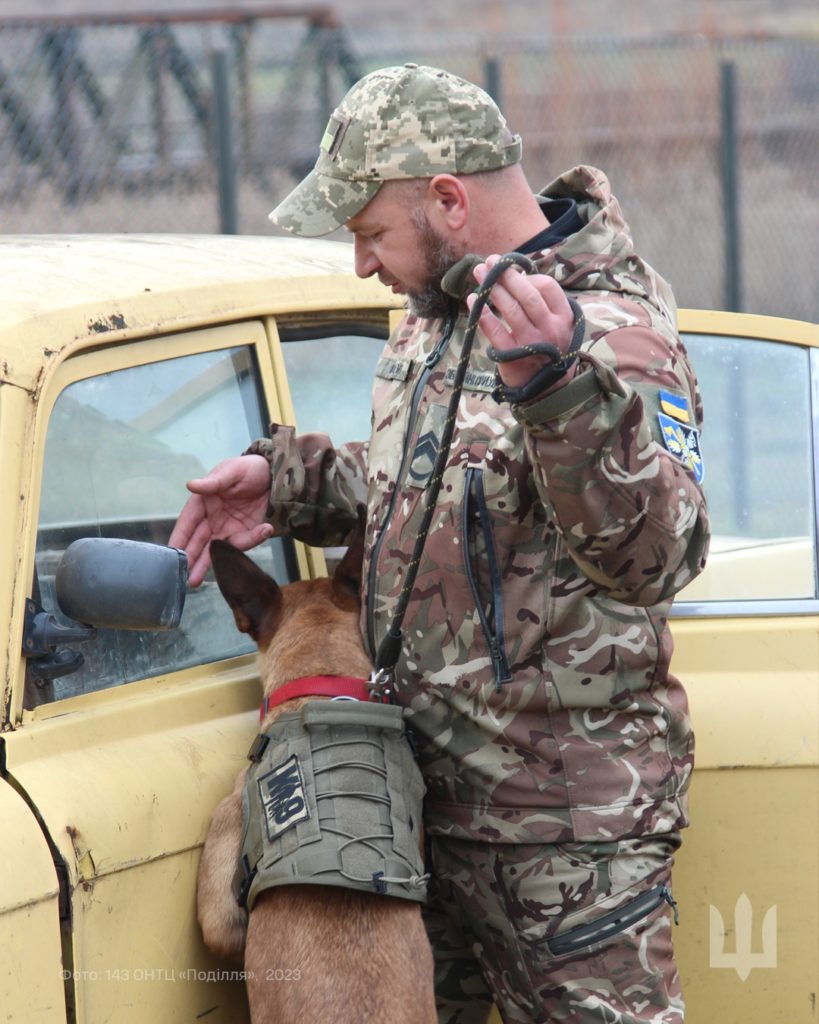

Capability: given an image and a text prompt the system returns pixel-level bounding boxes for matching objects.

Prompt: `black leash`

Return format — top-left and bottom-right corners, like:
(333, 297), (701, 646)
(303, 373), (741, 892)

(369, 252), (584, 700)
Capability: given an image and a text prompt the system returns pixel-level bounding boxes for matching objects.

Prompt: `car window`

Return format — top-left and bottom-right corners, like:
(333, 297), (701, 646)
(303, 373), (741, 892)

(28, 345), (293, 707)
(278, 325), (387, 573)
(678, 333), (816, 604)
(280, 330), (386, 443)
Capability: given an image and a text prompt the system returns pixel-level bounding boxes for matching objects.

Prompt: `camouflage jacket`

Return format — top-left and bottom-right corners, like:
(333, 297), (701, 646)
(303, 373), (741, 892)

(250, 166), (710, 844)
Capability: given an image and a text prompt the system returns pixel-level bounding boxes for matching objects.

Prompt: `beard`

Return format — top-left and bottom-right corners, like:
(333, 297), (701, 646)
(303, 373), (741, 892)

(405, 210), (461, 319)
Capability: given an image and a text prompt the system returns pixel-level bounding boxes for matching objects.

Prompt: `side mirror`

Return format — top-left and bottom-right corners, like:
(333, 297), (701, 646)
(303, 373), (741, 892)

(55, 538), (188, 630)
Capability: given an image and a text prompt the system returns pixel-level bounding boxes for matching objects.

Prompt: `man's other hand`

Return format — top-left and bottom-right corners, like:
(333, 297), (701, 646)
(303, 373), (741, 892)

(168, 455), (274, 587)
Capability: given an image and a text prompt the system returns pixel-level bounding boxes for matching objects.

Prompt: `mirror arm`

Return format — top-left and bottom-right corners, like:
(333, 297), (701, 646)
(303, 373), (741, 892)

(22, 598), (96, 658)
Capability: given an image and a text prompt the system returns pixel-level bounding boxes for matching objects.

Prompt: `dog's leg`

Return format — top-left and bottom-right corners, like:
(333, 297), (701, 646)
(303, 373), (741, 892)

(197, 769), (248, 963)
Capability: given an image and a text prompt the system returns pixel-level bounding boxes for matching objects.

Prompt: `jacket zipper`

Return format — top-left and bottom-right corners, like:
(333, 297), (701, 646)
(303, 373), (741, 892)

(548, 883), (679, 957)
(366, 312), (457, 660)
(463, 466), (512, 691)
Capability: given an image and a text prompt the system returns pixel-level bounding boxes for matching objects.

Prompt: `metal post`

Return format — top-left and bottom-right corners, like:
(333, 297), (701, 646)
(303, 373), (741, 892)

(44, 28), (82, 203)
(484, 56), (502, 108)
(148, 28), (170, 174)
(211, 48), (238, 235)
(317, 27), (332, 131)
(719, 60), (742, 313)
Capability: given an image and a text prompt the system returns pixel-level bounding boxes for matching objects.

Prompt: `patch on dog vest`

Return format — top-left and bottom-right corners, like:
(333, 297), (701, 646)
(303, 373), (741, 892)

(258, 754), (310, 841)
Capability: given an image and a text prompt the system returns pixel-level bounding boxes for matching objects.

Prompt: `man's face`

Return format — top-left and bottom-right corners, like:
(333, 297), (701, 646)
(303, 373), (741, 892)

(346, 184), (461, 318)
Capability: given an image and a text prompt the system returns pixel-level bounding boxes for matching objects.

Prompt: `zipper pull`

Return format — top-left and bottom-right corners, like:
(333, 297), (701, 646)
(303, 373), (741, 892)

(424, 340), (446, 369)
(424, 313), (457, 368)
(489, 638), (512, 691)
(661, 884), (680, 926)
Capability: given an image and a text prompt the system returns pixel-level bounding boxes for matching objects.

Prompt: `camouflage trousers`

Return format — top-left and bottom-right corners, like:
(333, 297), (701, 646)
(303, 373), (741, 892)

(423, 833), (684, 1024)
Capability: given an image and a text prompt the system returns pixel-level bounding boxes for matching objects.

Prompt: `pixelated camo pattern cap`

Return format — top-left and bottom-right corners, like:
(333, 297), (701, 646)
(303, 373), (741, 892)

(269, 63), (522, 237)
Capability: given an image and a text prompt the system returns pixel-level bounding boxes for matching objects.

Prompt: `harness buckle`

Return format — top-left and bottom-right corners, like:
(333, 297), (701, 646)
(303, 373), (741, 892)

(368, 667), (392, 703)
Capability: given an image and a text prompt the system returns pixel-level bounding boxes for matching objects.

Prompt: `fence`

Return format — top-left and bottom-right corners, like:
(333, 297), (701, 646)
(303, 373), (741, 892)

(0, 9), (816, 321)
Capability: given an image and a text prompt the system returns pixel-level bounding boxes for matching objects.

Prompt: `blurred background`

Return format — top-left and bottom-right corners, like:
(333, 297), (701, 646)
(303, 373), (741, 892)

(1, 0), (816, 320)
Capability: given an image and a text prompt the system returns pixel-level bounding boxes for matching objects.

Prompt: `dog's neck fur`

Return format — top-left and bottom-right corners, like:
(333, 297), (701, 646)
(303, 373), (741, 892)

(258, 578), (373, 715)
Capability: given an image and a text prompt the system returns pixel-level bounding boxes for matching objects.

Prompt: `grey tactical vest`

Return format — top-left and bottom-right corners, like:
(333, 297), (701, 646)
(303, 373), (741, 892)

(234, 700), (428, 910)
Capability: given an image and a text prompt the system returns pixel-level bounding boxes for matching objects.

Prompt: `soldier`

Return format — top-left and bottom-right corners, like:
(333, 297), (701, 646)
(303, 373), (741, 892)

(172, 64), (709, 1023)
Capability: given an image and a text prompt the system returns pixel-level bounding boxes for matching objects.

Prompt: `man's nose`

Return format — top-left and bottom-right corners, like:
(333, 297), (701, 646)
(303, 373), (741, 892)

(353, 235), (380, 279)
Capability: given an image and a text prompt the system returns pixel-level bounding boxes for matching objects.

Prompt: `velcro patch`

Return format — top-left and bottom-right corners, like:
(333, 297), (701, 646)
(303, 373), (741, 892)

(258, 754), (310, 841)
(443, 367), (497, 393)
(376, 356), (412, 382)
(408, 403), (448, 488)
(320, 114), (350, 160)
(658, 388), (691, 423)
(658, 413), (705, 482)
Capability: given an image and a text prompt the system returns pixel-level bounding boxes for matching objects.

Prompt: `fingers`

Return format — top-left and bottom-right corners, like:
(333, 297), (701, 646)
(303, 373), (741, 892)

(168, 493), (205, 551)
(230, 522), (276, 552)
(185, 456), (252, 497)
(468, 255), (574, 355)
(185, 522), (275, 588)
(184, 515), (218, 587)
(169, 455), (273, 587)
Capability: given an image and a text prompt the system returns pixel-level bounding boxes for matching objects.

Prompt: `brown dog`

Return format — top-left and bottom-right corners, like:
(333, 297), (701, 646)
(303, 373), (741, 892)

(196, 528), (436, 1023)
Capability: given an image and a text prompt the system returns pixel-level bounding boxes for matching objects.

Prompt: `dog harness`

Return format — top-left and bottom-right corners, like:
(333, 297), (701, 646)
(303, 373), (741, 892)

(234, 698), (428, 911)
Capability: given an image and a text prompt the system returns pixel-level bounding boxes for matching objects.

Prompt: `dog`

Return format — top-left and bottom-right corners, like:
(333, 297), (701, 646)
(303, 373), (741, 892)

(196, 524), (436, 1023)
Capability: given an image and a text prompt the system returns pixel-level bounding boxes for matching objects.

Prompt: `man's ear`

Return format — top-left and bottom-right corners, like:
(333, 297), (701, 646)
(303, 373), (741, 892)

(426, 174), (470, 232)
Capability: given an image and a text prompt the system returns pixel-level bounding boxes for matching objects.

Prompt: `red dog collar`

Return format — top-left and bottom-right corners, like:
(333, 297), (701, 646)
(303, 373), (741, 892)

(260, 675), (373, 720)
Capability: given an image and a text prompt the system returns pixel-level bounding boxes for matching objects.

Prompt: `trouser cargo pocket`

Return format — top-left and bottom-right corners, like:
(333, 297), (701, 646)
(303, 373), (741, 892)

(546, 882), (679, 958)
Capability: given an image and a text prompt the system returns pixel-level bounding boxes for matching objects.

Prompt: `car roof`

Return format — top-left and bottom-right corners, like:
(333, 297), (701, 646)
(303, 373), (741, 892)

(0, 234), (395, 392)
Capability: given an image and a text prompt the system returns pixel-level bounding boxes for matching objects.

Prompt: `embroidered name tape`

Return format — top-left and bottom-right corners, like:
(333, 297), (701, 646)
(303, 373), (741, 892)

(443, 367), (496, 393)
(258, 754), (310, 841)
(376, 356), (412, 382)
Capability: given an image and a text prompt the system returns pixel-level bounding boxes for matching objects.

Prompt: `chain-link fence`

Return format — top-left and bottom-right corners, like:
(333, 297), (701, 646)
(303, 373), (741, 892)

(1, 10), (816, 321)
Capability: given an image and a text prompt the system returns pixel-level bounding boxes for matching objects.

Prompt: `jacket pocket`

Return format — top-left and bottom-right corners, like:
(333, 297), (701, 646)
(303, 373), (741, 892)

(546, 882), (679, 958)
(463, 466), (512, 690)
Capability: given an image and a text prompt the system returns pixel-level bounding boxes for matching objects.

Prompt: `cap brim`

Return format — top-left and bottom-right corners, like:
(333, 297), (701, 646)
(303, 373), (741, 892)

(269, 168), (382, 238)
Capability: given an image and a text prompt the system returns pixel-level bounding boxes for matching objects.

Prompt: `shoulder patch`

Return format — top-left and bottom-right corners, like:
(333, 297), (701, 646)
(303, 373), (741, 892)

(658, 413), (705, 482)
(258, 754), (310, 841)
(376, 356), (413, 382)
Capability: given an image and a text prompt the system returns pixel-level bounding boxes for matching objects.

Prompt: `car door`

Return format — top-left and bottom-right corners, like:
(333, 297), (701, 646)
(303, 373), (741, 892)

(3, 320), (294, 1023)
(670, 311), (819, 1022)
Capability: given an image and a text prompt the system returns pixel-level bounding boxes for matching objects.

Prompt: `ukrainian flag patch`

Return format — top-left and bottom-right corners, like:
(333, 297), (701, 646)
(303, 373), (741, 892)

(658, 413), (704, 482)
(659, 389), (691, 423)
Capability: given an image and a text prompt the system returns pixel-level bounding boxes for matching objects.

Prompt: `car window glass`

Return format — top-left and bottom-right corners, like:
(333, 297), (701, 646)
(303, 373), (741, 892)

(280, 332), (385, 443)
(279, 328), (386, 573)
(679, 333), (816, 602)
(28, 346), (292, 708)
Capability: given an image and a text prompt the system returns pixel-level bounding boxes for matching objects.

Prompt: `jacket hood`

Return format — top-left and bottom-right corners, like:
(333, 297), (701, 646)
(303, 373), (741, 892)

(442, 165), (676, 325)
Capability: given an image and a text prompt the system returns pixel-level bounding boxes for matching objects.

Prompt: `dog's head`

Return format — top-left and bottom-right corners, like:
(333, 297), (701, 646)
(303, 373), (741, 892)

(208, 508), (372, 686)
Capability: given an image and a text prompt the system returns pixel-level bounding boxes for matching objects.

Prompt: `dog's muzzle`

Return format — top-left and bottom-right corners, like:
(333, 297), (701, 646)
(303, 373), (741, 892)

(234, 700), (429, 910)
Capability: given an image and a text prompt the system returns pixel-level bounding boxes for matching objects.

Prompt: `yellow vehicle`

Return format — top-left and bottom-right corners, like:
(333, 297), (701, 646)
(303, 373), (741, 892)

(1, 236), (816, 1023)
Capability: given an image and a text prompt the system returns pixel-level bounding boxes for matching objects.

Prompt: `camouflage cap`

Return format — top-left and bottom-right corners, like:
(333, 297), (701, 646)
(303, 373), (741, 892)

(269, 63), (523, 237)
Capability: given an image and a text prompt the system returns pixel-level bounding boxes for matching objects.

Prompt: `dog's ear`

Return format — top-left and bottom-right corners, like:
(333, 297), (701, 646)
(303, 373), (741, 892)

(331, 505), (367, 608)
(209, 540), (283, 646)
